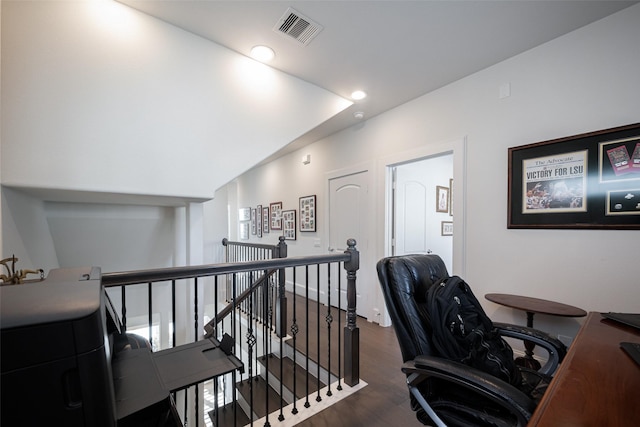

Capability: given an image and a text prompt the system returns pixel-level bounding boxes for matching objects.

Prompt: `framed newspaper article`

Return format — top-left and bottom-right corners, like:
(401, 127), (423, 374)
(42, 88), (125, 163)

(508, 123), (640, 229)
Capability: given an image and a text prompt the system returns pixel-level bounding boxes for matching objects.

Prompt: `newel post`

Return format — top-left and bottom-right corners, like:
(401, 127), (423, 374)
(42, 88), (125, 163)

(343, 238), (360, 386)
(275, 236), (288, 338)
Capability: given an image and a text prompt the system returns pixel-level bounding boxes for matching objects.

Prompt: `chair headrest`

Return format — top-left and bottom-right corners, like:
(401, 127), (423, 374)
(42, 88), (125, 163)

(380, 254), (449, 300)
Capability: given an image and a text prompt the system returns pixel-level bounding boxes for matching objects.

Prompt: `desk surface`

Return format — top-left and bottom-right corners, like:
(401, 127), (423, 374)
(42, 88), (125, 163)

(528, 312), (640, 426)
(485, 293), (586, 317)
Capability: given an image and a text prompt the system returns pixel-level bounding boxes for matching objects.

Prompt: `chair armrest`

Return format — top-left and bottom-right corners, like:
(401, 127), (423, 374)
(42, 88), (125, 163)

(403, 355), (535, 425)
(494, 322), (567, 376)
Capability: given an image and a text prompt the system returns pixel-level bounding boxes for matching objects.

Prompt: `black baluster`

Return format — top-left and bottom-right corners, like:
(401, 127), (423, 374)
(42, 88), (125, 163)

(121, 286), (127, 330)
(194, 278), (199, 427)
(326, 263), (333, 397)
(171, 280), (176, 348)
(246, 271), (256, 426)
(344, 239), (360, 387)
(263, 269), (271, 427)
(148, 282), (153, 349)
(304, 265), (310, 408)
(337, 265), (342, 391)
(291, 267), (299, 416)
(316, 265), (322, 403)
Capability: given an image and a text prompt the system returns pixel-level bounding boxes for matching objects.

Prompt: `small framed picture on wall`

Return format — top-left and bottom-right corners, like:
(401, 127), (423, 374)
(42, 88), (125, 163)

(299, 195), (316, 232)
(270, 202), (283, 230)
(436, 186), (450, 213)
(262, 206), (270, 234)
(256, 205), (262, 237)
(282, 209), (296, 240)
(239, 222), (249, 240)
(250, 208), (256, 235)
(441, 221), (453, 236)
(239, 207), (251, 221)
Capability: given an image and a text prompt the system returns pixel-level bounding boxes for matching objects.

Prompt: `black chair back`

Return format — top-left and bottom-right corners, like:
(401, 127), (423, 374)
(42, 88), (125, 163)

(376, 254), (449, 363)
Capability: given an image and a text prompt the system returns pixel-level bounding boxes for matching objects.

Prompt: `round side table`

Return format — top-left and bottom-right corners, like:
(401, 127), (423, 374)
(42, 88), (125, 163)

(485, 293), (587, 370)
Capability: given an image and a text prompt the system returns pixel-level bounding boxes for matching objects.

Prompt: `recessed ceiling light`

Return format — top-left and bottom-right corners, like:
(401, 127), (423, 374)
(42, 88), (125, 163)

(351, 90), (367, 101)
(250, 45), (275, 62)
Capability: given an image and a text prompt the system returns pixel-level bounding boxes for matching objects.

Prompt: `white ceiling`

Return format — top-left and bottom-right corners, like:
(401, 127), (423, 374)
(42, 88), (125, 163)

(118, 0), (637, 158)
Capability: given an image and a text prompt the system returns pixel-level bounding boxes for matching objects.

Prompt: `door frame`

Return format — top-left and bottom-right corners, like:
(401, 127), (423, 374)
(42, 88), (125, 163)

(391, 152), (454, 270)
(378, 137), (468, 325)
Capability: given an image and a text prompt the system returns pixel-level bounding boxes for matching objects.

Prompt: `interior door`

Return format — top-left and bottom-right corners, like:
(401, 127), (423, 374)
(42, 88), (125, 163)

(328, 171), (370, 318)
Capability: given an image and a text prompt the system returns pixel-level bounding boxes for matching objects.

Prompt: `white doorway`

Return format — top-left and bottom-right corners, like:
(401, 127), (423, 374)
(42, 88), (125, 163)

(327, 168), (374, 319)
(379, 138), (466, 327)
(392, 153), (453, 272)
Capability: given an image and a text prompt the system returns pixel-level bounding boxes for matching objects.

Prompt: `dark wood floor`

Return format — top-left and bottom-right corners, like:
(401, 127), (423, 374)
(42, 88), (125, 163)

(293, 310), (425, 427)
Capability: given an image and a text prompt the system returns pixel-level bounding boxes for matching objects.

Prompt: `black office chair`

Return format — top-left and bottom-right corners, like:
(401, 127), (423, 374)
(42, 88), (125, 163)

(376, 254), (567, 427)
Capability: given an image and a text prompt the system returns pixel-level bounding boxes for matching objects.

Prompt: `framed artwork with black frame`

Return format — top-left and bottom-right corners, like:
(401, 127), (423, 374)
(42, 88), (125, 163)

(250, 208), (256, 235)
(270, 202), (283, 230)
(256, 205), (262, 238)
(262, 206), (270, 234)
(299, 195), (316, 232)
(282, 210), (296, 240)
(508, 122), (640, 229)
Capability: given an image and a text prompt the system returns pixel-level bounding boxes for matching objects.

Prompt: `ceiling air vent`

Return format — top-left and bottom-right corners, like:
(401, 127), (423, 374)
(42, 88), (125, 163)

(273, 7), (323, 46)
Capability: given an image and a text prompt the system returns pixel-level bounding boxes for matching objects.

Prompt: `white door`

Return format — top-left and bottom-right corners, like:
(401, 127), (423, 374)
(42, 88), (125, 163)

(328, 171), (370, 318)
(393, 154), (453, 272)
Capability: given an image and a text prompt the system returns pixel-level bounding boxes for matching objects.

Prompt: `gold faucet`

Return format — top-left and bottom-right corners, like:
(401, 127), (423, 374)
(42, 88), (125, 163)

(0, 255), (44, 285)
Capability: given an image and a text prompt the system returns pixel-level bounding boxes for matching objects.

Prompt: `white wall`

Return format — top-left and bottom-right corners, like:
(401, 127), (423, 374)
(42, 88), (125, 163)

(1, 185), (178, 272)
(1, 188), (60, 273)
(0, 0), (349, 278)
(225, 4), (640, 342)
(45, 202), (175, 272)
(203, 186), (229, 264)
(1, 0), (349, 200)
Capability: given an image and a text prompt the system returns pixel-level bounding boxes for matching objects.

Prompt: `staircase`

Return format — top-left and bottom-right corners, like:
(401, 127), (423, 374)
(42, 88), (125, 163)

(102, 238), (361, 427)
(208, 294), (343, 427)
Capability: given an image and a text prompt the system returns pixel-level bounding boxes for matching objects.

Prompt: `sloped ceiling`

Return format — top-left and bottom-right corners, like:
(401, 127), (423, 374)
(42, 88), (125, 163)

(118, 0), (638, 160)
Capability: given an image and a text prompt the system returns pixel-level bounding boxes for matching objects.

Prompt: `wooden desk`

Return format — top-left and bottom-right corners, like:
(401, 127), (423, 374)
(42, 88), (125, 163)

(528, 312), (640, 426)
(485, 293), (586, 369)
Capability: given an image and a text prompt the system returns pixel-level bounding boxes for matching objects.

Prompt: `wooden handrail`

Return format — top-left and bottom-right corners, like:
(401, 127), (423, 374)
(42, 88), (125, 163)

(202, 268), (278, 338)
(102, 253), (350, 287)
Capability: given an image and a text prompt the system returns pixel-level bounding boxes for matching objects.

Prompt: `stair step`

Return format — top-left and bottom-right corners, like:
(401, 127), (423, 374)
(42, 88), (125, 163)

(236, 375), (285, 418)
(260, 354), (326, 401)
(281, 300), (343, 378)
(208, 403), (250, 427)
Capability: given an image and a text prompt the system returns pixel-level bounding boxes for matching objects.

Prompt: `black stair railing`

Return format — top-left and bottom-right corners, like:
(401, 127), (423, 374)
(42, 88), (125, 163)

(101, 238), (360, 427)
(222, 237), (288, 338)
